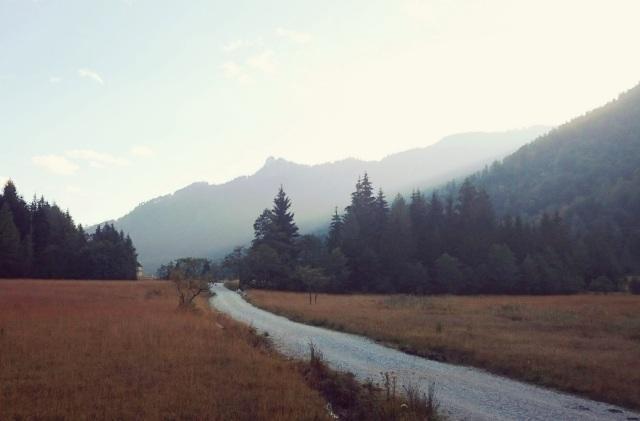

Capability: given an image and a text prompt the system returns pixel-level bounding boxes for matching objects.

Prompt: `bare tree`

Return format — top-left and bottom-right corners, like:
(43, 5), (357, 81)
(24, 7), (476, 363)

(169, 258), (211, 310)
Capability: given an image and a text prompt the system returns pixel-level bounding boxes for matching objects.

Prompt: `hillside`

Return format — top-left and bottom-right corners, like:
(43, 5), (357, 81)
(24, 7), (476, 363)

(473, 83), (640, 276)
(107, 127), (548, 272)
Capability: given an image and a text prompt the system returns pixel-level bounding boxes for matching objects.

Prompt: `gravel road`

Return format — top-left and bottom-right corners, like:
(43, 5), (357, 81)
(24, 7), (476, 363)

(209, 284), (639, 421)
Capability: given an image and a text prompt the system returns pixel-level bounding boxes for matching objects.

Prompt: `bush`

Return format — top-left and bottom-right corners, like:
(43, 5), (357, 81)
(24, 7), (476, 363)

(588, 276), (616, 293)
(629, 278), (640, 295)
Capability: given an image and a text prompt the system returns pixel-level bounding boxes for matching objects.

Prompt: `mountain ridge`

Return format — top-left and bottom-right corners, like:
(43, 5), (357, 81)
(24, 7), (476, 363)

(104, 126), (550, 272)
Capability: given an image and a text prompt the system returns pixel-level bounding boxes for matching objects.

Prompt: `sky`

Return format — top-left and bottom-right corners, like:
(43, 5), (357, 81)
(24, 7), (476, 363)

(1, 0), (640, 226)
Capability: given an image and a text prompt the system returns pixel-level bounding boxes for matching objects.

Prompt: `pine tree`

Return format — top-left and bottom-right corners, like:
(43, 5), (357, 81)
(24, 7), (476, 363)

(423, 192), (445, 264)
(455, 179), (495, 268)
(374, 189), (389, 220)
(341, 173), (382, 290)
(357, 173), (375, 209)
(327, 207), (343, 251)
(382, 194), (414, 291)
(269, 186), (299, 261)
(246, 187), (300, 289)
(409, 190), (429, 262)
(0, 204), (21, 277)
(2, 180), (30, 240)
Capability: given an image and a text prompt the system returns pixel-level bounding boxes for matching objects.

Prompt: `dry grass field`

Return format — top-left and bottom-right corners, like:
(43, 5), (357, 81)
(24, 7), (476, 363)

(248, 290), (640, 409)
(0, 280), (330, 420)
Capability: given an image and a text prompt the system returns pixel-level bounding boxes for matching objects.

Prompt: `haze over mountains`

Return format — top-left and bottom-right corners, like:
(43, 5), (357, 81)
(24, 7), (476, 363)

(105, 127), (549, 272)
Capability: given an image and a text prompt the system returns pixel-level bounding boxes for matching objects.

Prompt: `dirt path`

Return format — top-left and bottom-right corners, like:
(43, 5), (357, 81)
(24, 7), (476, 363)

(210, 284), (639, 421)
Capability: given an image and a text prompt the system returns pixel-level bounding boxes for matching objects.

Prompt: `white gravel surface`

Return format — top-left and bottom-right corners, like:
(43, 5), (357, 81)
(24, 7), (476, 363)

(210, 284), (640, 421)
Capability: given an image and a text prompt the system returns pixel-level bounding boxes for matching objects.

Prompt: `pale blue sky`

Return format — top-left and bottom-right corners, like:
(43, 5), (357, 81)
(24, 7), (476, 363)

(2, 0), (640, 225)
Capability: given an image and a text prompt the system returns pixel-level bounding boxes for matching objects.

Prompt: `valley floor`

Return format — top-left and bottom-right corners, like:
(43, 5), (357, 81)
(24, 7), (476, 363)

(0, 280), (330, 420)
(247, 290), (640, 410)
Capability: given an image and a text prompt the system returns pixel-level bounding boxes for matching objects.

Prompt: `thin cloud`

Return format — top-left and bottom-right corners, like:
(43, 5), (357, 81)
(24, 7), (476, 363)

(66, 149), (129, 168)
(222, 39), (257, 53)
(221, 50), (277, 84)
(276, 27), (311, 44)
(49, 76), (62, 84)
(78, 68), (104, 85)
(246, 50), (277, 73)
(130, 145), (154, 157)
(221, 61), (253, 85)
(32, 155), (79, 175)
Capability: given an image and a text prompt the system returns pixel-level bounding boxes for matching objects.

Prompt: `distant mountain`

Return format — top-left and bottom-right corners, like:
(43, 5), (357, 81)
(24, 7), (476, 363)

(472, 83), (640, 276)
(109, 127), (549, 272)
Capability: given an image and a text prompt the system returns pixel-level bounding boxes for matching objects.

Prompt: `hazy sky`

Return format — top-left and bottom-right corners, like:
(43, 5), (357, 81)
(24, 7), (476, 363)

(2, 0), (640, 225)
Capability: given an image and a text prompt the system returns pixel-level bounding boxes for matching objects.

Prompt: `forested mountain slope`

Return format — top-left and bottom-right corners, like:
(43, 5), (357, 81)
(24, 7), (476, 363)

(472, 83), (640, 276)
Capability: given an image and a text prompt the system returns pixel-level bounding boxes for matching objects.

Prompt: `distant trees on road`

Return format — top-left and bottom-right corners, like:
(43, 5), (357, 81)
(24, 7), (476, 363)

(0, 180), (138, 280)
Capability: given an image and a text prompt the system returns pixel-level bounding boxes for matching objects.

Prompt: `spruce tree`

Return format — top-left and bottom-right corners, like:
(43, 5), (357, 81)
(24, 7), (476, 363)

(246, 187), (300, 289)
(382, 194), (414, 291)
(423, 192), (445, 264)
(409, 190), (429, 262)
(2, 180), (30, 240)
(269, 186), (299, 261)
(374, 189), (389, 220)
(0, 204), (21, 277)
(327, 207), (343, 251)
(342, 173), (382, 290)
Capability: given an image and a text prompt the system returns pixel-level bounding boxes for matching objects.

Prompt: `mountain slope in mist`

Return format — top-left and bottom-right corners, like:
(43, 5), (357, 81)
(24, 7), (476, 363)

(110, 127), (549, 272)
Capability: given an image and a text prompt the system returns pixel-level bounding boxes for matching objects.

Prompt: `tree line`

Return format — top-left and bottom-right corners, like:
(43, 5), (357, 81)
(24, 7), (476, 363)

(470, 83), (640, 285)
(156, 257), (224, 281)
(0, 181), (138, 279)
(226, 174), (629, 295)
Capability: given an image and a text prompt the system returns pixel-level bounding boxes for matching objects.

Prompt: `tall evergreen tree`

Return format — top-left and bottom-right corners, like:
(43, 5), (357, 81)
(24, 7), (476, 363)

(423, 192), (445, 264)
(327, 207), (344, 251)
(2, 180), (31, 241)
(246, 187), (300, 289)
(409, 190), (429, 263)
(382, 195), (415, 291)
(0, 204), (21, 277)
(341, 173), (382, 290)
(269, 186), (299, 262)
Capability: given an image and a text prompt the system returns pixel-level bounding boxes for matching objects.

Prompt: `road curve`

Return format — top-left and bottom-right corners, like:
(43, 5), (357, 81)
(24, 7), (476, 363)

(209, 284), (639, 421)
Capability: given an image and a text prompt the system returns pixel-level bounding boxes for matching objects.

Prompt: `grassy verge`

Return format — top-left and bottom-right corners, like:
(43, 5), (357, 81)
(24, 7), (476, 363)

(0, 280), (328, 420)
(299, 342), (441, 420)
(247, 290), (640, 410)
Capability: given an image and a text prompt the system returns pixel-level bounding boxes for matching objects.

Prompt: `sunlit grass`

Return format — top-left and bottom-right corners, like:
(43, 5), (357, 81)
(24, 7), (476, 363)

(0, 280), (329, 420)
(248, 290), (640, 409)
